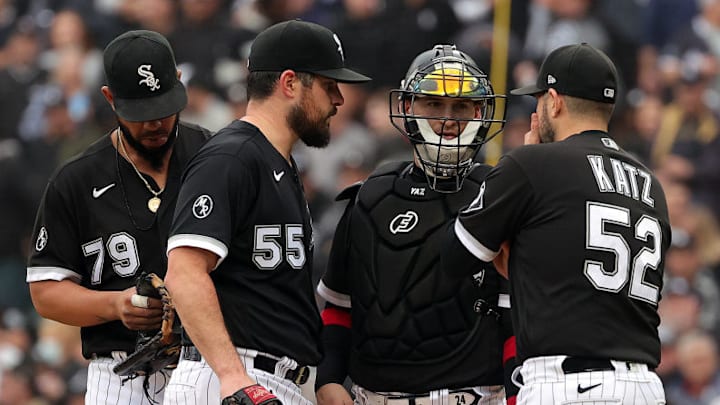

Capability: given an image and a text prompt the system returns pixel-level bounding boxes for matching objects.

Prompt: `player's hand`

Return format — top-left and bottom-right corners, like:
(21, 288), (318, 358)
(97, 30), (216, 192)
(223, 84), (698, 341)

(115, 287), (164, 330)
(316, 383), (353, 405)
(221, 384), (282, 405)
(524, 113), (541, 145)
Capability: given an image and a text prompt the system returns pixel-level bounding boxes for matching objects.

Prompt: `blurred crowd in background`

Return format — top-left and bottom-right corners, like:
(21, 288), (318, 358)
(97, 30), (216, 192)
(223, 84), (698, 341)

(1, 0), (720, 403)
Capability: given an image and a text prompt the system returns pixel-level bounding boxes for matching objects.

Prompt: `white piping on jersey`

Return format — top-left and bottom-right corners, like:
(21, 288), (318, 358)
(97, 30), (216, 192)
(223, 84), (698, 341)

(453, 219), (498, 262)
(316, 280), (351, 308)
(26, 266), (82, 283)
(167, 234), (229, 269)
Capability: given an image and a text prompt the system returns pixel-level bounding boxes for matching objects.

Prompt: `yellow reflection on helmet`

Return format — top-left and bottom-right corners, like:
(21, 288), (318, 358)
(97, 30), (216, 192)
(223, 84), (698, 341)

(415, 67), (482, 97)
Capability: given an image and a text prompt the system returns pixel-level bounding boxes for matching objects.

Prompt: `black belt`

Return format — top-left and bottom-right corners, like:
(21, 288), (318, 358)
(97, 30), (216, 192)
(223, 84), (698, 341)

(182, 346), (310, 385)
(561, 357), (615, 374)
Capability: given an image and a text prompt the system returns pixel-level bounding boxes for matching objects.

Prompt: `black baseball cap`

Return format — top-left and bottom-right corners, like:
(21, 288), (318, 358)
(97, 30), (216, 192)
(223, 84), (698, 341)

(103, 30), (187, 122)
(511, 43), (618, 104)
(248, 19), (371, 83)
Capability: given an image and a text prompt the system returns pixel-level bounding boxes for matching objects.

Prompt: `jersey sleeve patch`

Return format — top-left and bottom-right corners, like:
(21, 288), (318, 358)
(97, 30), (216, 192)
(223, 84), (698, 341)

(26, 266), (82, 283)
(317, 280), (351, 308)
(453, 219), (498, 262)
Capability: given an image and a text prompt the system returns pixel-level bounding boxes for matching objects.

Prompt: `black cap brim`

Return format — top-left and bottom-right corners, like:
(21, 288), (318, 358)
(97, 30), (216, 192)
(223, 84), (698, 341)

(114, 80), (188, 122)
(510, 83), (546, 96)
(314, 68), (371, 83)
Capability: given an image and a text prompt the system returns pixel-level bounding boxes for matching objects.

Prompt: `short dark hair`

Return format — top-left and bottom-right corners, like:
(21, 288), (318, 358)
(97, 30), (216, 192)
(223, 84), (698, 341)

(246, 71), (315, 101)
(564, 95), (614, 122)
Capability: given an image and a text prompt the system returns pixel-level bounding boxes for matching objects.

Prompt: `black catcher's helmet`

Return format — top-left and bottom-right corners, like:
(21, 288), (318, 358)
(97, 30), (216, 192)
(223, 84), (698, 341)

(390, 44), (506, 192)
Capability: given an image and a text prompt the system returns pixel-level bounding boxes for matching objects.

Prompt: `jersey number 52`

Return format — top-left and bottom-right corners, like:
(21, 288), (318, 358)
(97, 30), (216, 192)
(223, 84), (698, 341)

(584, 202), (662, 305)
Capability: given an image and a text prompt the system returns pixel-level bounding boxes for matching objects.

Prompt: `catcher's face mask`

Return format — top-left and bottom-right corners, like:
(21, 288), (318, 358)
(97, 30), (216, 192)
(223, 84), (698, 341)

(390, 45), (506, 193)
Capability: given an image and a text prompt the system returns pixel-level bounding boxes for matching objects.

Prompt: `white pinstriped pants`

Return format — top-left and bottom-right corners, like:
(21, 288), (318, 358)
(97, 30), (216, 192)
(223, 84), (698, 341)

(352, 384), (506, 405)
(162, 347), (317, 405)
(86, 355), (171, 404)
(515, 355), (666, 405)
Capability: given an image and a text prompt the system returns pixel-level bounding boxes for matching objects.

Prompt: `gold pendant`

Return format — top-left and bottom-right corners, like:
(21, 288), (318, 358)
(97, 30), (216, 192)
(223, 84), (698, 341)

(148, 197), (161, 213)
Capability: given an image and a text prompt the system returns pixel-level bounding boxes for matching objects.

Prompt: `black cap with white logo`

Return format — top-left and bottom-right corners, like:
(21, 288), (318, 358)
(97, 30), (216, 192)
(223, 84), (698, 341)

(103, 30), (187, 122)
(511, 43), (618, 104)
(248, 19), (371, 83)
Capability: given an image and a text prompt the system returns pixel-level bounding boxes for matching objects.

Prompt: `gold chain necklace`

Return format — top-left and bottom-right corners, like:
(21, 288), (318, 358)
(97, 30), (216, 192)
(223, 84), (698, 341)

(117, 130), (164, 213)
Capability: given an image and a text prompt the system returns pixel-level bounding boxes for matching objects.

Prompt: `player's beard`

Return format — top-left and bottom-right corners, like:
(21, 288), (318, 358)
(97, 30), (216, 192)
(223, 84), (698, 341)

(288, 92), (335, 148)
(118, 114), (179, 170)
(538, 101), (555, 143)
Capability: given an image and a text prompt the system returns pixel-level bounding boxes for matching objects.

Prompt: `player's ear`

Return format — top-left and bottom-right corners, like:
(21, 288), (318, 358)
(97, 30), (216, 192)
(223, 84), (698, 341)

(547, 88), (562, 117)
(279, 69), (299, 99)
(101, 86), (115, 110)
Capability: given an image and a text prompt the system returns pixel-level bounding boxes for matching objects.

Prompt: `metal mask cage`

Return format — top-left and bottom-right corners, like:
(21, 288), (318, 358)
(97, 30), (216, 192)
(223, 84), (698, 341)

(389, 55), (506, 192)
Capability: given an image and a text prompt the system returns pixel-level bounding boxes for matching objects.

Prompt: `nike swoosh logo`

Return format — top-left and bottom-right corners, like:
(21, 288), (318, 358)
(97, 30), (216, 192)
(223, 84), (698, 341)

(92, 183), (116, 198)
(273, 170), (285, 182)
(577, 383), (602, 394)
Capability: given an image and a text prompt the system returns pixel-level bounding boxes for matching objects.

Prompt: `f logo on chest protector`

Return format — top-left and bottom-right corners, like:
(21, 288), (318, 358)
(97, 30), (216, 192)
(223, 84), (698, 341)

(389, 211), (418, 234)
(137, 64), (160, 91)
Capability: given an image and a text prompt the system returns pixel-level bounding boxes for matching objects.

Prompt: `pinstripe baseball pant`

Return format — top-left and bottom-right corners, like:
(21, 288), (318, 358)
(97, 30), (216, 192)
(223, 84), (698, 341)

(514, 355), (665, 404)
(86, 354), (171, 404)
(352, 384), (506, 405)
(163, 347), (317, 405)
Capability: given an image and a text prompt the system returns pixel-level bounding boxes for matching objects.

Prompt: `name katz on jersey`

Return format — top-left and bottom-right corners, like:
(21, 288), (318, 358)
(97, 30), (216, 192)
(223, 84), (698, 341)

(586, 153), (654, 207)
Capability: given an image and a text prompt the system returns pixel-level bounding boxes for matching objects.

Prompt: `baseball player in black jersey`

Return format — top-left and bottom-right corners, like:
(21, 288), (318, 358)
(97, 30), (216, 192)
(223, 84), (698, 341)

(26, 30), (210, 404)
(162, 20), (370, 405)
(448, 43), (669, 404)
(315, 45), (517, 405)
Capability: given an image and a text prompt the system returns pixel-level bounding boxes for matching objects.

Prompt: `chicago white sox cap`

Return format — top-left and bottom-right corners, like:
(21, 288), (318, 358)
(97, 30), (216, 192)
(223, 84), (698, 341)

(103, 30), (187, 122)
(248, 19), (371, 83)
(511, 43), (618, 104)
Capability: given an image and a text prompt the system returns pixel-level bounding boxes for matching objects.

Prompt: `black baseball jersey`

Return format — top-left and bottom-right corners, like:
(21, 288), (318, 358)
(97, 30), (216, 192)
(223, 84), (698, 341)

(27, 122), (211, 359)
(455, 131), (670, 367)
(318, 162), (508, 393)
(168, 120), (322, 365)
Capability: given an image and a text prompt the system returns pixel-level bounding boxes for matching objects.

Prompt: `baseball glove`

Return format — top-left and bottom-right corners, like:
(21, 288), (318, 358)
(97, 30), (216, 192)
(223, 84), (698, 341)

(113, 272), (181, 378)
(222, 384), (283, 405)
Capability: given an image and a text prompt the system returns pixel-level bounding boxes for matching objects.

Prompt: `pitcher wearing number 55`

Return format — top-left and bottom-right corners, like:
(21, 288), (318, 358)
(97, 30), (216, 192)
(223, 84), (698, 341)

(163, 19), (370, 405)
(446, 43), (669, 404)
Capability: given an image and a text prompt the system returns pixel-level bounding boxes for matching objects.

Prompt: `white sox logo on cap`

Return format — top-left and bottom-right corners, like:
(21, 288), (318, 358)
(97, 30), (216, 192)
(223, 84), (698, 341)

(138, 64), (160, 91)
(333, 33), (345, 62)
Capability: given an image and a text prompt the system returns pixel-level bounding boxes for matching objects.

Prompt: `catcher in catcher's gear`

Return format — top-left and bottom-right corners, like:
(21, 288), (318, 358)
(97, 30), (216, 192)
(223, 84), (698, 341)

(114, 273), (181, 398)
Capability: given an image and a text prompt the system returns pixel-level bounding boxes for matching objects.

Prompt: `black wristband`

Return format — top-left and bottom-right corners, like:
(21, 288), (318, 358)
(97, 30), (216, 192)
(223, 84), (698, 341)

(315, 323), (351, 391)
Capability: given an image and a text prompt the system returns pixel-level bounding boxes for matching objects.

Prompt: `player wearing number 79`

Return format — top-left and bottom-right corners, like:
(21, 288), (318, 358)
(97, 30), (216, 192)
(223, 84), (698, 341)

(446, 43), (670, 404)
(26, 30), (211, 404)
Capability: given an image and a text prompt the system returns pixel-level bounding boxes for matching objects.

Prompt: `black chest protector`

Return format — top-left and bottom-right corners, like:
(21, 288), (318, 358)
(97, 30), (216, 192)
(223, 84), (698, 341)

(346, 162), (499, 364)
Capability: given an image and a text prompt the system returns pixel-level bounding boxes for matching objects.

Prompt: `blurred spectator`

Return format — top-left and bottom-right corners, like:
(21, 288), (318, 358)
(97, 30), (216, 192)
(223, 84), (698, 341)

(0, 28), (43, 142)
(652, 71), (718, 171)
(330, 0), (389, 88)
(522, 0), (610, 62)
(183, 70), (235, 132)
(298, 83), (376, 195)
(664, 229), (720, 336)
(666, 330), (720, 404)
(615, 93), (663, 165)
(637, 0), (698, 95)
(38, 9), (103, 89)
(659, 0), (720, 91)
(363, 86), (412, 165)
(170, 0), (253, 95)
(376, 0), (461, 87)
